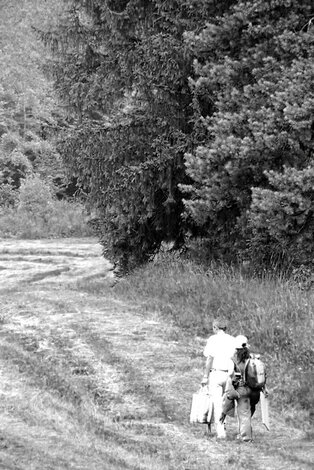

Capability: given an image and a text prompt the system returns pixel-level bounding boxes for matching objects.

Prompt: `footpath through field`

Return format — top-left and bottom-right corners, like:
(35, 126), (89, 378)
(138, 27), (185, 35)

(0, 238), (312, 470)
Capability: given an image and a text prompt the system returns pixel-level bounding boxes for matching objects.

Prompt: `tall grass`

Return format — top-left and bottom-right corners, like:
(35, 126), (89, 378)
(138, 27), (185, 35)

(0, 200), (94, 239)
(113, 253), (314, 430)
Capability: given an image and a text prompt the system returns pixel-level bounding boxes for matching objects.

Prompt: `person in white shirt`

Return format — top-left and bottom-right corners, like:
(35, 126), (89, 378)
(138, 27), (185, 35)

(201, 317), (235, 439)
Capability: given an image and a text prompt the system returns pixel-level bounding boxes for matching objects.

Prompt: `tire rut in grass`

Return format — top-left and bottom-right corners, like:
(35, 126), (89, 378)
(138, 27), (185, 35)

(0, 328), (169, 465)
(69, 322), (177, 422)
(0, 339), (83, 407)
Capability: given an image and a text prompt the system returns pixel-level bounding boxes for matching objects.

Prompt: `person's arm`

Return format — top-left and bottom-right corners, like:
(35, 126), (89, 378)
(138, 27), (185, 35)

(201, 355), (213, 385)
(225, 359), (239, 398)
(225, 358), (235, 388)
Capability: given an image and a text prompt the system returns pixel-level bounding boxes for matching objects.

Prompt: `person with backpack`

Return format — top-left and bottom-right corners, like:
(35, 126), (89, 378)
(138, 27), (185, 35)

(201, 317), (235, 439)
(220, 334), (267, 442)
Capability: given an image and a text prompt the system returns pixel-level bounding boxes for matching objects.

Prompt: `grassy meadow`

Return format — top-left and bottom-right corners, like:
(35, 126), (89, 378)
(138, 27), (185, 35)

(112, 252), (314, 432)
(0, 238), (313, 469)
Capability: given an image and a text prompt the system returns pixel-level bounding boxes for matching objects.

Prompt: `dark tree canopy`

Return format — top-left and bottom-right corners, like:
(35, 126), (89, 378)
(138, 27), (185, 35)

(46, 0), (235, 269)
(46, 0), (314, 270)
(183, 0), (314, 268)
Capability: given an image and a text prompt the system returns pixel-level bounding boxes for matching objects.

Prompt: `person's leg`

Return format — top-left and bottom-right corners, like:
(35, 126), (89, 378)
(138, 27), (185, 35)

(250, 390), (260, 416)
(209, 371), (227, 438)
(215, 391), (226, 438)
(237, 396), (253, 441)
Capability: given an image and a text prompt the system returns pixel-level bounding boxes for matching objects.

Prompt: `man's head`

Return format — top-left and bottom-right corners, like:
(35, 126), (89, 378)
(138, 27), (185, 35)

(213, 317), (228, 332)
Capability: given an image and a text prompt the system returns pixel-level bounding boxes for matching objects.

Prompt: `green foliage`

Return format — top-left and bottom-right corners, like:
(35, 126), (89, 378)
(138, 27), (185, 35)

(249, 165), (314, 268)
(18, 174), (55, 218)
(0, 148), (32, 189)
(0, 0), (68, 205)
(0, 131), (31, 205)
(44, 0), (314, 268)
(0, 0), (62, 137)
(183, 0), (314, 265)
(0, 183), (18, 208)
(47, 0), (235, 270)
(0, 173), (92, 239)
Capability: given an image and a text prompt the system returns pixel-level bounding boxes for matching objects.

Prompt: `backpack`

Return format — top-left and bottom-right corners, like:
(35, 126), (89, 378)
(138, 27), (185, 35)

(244, 354), (267, 390)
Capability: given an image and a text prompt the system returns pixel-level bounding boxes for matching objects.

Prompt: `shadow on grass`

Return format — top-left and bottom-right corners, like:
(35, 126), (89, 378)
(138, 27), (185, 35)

(22, 267), (70, 283)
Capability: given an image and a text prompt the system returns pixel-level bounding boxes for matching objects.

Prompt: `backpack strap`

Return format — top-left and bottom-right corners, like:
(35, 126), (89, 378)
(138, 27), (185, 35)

(234, 356), (252, 385)
(233, 360), (247, 387)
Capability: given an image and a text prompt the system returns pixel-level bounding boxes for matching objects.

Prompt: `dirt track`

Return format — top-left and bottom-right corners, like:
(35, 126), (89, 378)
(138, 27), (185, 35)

(0, 238), (312, 469)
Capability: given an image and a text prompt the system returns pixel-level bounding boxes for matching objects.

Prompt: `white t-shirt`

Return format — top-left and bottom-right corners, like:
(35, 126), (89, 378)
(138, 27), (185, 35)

(203, 331), (235, 371)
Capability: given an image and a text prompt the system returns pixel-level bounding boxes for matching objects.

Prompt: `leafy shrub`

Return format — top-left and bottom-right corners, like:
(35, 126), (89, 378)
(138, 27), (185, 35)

(0, 183), (18, 207)
(18, 174), (55, 218)
(0, 196), (93, 239)
(0, 131), (33, 188)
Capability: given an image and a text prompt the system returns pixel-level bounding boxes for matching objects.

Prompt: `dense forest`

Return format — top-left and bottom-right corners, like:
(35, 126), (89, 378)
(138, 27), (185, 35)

(0, 0), (92, 238)
(1, 0), (314, 272)
(0, 0), (64, 197)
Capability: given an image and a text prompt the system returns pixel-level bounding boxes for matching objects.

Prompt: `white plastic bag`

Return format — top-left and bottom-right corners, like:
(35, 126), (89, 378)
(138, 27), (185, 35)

(189, 387), (213, 424)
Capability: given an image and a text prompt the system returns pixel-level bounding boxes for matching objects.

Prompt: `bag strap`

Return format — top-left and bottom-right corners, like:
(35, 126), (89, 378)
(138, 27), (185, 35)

(234, 359), (249, 384)
(243, 358), (250, 383)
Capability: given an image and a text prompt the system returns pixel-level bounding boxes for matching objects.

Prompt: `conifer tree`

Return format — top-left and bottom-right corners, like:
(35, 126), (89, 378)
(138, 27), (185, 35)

(0, 0), (65, 203)
(183, 0), (314, 267)
(46, 0), (232, 269)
